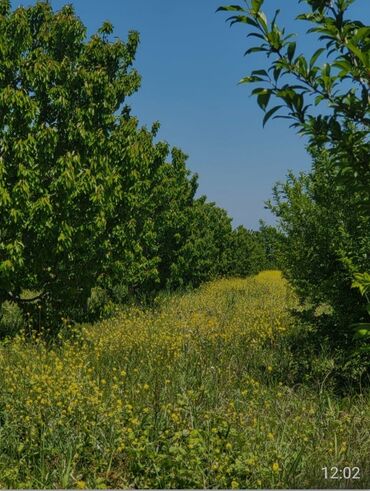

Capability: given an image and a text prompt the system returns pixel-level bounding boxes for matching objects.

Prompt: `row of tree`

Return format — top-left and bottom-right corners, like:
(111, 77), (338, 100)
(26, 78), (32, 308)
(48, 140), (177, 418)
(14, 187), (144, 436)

(0, 1), (279, 334)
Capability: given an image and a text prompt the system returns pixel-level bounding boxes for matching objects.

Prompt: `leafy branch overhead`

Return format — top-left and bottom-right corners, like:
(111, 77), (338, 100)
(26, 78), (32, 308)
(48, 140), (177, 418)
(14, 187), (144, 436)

(219, 0), (370, 358)
(217, 0), (370, 201)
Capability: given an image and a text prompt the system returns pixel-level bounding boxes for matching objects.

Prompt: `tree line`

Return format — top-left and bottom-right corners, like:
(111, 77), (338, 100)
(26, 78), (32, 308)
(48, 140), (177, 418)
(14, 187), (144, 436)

(0, 0), (280, 335)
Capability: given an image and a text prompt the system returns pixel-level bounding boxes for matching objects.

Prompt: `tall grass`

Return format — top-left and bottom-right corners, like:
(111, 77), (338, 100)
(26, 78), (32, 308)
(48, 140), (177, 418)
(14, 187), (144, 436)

(0, 271), (368, 488)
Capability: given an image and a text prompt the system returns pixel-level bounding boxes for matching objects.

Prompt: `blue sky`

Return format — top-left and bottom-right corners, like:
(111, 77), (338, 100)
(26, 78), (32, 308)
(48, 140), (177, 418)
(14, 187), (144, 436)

(19, 0), (369, 229)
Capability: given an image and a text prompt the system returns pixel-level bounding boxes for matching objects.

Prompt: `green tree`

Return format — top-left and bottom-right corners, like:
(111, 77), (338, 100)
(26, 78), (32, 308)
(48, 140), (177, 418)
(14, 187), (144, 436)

(257, 220), (283, 270)
(267, 150), (370, 343)
(0, 1), (204, 326)
(151, 147), (199, 291)
(0, 1), (146, 323)
(226, 225), (265, 277)
(217, 0), (369, 199)
(218, 0), (370, 354)
(1, 0), (251, 331)
(168, 197), (234, 288)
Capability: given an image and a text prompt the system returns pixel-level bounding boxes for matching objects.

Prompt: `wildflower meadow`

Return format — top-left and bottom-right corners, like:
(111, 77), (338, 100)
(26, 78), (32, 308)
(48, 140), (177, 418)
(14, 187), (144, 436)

(0, 0), (369, 488)
(0, 272), (368, 488)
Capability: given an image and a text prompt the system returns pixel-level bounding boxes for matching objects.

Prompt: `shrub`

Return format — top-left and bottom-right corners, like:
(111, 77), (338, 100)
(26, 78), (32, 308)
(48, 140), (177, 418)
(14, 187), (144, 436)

(87, 287), (111, 320)
(0, 301), (25, 338)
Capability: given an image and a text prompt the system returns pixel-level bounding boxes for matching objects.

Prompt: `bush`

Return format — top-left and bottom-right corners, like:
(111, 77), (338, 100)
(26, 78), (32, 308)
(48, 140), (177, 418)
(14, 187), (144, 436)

(267, 150), (370, 349)
(0, 301), (25, 338)
(87, 287), (111, 320)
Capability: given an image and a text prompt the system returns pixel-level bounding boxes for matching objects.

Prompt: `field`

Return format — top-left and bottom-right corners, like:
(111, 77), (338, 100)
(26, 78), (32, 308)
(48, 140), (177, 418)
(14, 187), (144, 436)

(0, 271), (369, 489)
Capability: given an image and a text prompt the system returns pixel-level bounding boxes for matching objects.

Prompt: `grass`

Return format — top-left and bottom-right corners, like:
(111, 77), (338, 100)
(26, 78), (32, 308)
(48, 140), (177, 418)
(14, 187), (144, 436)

(0, 271), (369, 488)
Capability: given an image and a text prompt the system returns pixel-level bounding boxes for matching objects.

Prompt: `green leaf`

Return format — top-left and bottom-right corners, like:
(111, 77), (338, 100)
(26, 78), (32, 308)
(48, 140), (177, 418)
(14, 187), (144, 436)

(263, 105), (283, 126)
(272, 66), (282, 82)
(257, 90), (271, 110)
(256, 11), (268, 31)
(244, 46), (267, 55)
(287, 42), (296, 62)
(228, 15), (259, 28)
(346, 42), (368, 67)
(351, 323), (370, 330)
(252, 87), (269, 95)
(309, 47), (325, 68)
(271, 9), (280, 29)
(216, 5), (245, 12)
(246, 32), (266, 40)
(251, 69), (269, 77)
(352, 324), (370, 340)
(314, 94), (325, 105)
(238, 75), (264, 84)
(333, 59), (352, 78)
(251, 0), (264, 12)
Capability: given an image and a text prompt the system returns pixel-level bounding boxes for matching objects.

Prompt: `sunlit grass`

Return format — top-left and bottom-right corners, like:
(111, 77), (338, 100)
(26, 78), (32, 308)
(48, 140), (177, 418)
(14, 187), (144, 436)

(0, 272), (368, 488)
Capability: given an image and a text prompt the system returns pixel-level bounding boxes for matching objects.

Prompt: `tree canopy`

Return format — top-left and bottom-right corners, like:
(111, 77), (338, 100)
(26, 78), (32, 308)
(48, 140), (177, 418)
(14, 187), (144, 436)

(0, 0), (273, 331)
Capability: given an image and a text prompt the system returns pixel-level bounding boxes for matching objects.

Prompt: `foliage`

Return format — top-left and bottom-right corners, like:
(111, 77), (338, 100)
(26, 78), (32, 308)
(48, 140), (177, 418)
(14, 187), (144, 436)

(0, 300), (24, 337)
(0, 272), (368, 488)
(0, 1), (145, 323)
(170, 199), (282, 288)
(167, 197), (234, 289)
(256, 220), (283, 270)
(0, 1), (272, 331)
(87, 287), (111, 320)
(149, 147), (198, 291)
(218, 0), (370, 355)
(226, 226), (264, 277)
(93, 133), (198, 304)
(267, 149), (370, 345)
(217, 0), (369, 196)
(351, 272), (370, 353)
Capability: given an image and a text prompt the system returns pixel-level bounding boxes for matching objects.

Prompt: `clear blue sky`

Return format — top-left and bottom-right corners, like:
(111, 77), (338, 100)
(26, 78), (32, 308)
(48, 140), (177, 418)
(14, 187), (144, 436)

(19, 0), (369, 229)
